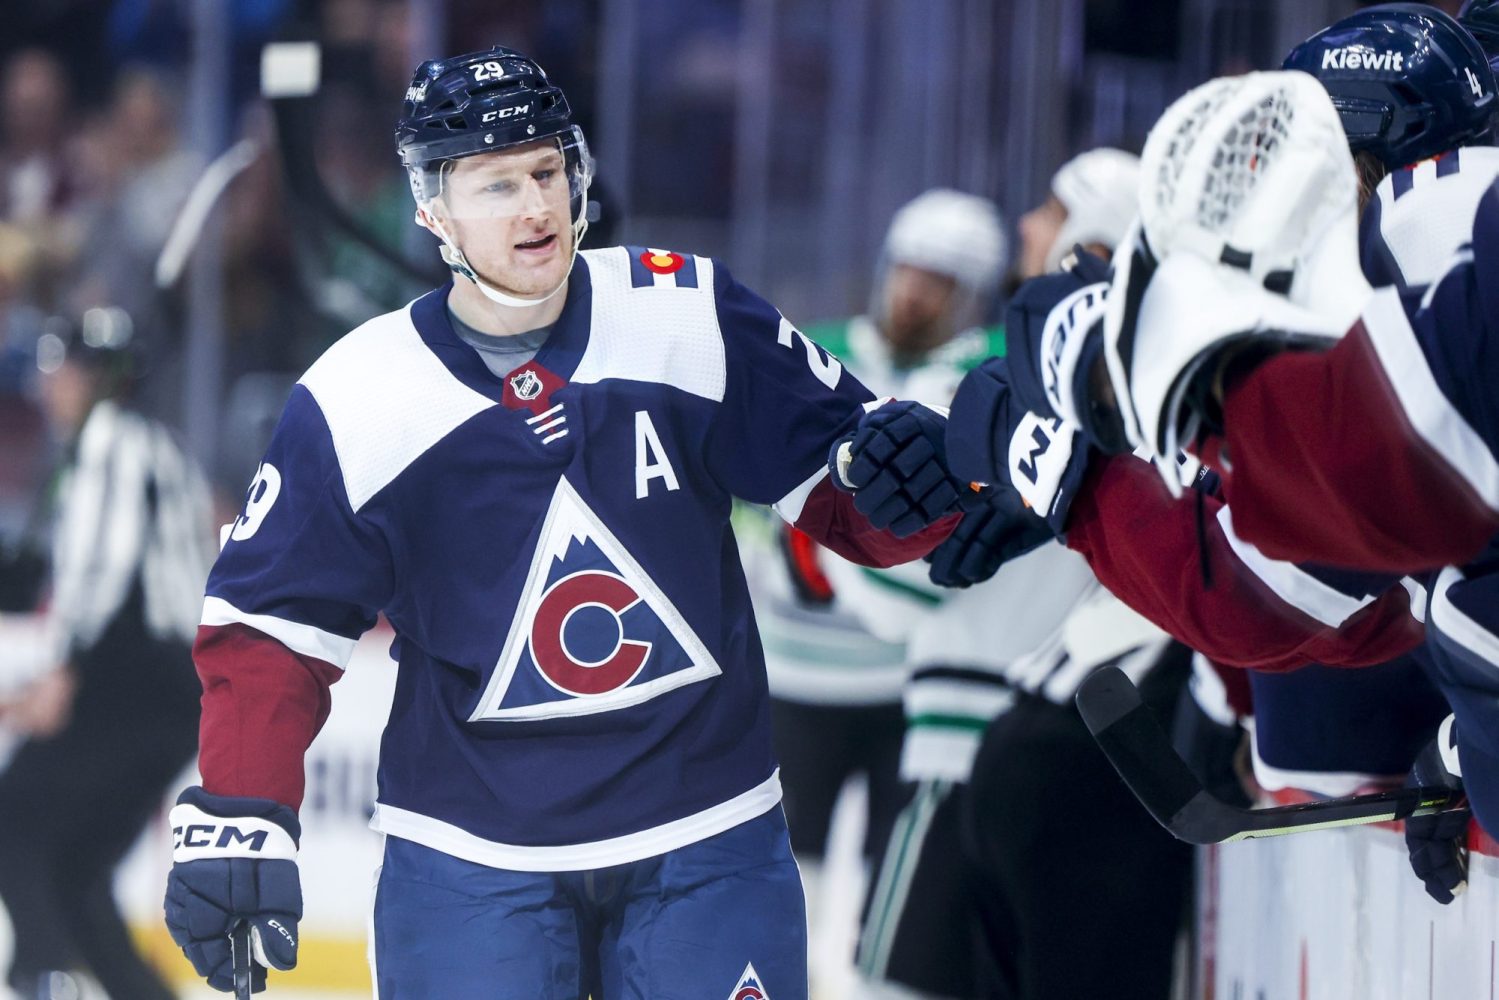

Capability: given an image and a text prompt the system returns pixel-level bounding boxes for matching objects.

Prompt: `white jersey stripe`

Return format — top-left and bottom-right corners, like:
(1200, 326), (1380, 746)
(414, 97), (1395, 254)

(370, 769), (782, 871)
(1361, 288), (1499, 512)
(1431, 566), (1499, 670)
(200, 596), (357, 669)
(1216, 506), (1376, 628)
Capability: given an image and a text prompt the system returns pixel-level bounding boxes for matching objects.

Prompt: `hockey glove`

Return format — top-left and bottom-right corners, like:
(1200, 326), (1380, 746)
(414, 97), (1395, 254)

(829, 401), (981, 537)
(1404, 716), (1470, 905)
(1002, 252), (1127, 454)
(164, 786), (303, 993)
(947, 357), (1092, 536)
(925, 489), (1053, 588)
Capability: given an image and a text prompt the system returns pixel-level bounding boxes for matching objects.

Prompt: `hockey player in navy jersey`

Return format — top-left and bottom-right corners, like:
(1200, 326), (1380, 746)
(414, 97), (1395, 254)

(988, 71), (1499, 900)
(162, 47), (963, 998)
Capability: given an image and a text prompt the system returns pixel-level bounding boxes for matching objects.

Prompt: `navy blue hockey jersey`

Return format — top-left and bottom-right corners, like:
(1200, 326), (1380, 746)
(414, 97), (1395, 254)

(195, 247), (949, 871)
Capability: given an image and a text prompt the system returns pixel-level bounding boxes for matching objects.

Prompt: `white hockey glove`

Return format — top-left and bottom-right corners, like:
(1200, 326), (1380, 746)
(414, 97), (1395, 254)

(1102, 71), (1372, 491)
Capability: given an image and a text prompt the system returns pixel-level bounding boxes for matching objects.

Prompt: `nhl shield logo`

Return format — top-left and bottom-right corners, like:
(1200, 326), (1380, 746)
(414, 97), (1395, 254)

(510, 368), (543, 401)
(727, 962), (769, 1000)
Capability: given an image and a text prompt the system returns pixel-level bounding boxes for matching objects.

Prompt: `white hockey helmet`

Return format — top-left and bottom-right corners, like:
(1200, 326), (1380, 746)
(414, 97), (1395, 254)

(1045, 148), (1141, 273)
(1102, 70), (1373, 481)
(883, 188), (1007, 294)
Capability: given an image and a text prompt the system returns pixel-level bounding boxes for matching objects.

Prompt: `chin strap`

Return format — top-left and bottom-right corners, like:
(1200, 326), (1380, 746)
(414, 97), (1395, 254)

(420, 202), (590, 309)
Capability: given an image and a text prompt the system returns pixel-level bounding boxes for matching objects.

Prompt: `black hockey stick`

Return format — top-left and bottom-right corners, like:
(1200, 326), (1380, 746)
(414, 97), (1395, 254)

(1075, 666), (1464, 844)
(232, 921), (254, 999)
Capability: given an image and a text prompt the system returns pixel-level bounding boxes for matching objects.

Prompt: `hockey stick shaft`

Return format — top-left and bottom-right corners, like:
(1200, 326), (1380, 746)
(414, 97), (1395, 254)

(1076, 665), (1463, 845)
(232, 921), (253, 999)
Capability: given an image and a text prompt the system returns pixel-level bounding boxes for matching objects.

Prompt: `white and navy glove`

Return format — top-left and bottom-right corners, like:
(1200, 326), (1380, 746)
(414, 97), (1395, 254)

(164, 786), (302, 993)
(926, 357), (1092, 590)
(1095, 73), (1372, 486)
(829, 400), (983, 537)
(1001, 248), (1124, 454)
(1405, 716), (1470, 905)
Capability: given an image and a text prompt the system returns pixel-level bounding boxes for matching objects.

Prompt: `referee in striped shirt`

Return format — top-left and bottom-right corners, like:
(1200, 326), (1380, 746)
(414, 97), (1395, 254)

(0, 307), (212, 1000)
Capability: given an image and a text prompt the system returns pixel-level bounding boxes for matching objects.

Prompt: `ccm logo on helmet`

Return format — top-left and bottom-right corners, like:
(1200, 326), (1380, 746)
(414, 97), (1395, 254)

(173, 823), (270, 852)
(481, 105), (530, 123)
(1321, 47), (1405, 72)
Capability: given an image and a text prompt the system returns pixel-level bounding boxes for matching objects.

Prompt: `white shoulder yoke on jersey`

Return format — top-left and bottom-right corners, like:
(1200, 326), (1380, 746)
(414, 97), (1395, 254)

(300, 304), (496, 513)
(572, 247), (726, 402)
(1369, 146), (1499, 290)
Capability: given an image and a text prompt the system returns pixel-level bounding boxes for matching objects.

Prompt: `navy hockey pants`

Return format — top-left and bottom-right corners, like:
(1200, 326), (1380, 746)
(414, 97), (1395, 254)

(372, 806), (807, 999)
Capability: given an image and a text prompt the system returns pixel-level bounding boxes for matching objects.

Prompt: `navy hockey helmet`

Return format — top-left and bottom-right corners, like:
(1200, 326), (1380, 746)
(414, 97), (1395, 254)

(394, 46), (592, 218)
(394, 46), (595, 306)
(1283, 3), (1497, 169)
(1460, 0), (1499, 74)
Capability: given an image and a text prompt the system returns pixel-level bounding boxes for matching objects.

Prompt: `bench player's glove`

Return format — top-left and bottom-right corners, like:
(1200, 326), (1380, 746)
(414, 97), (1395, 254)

(164, 786), (303, 993)
(829, 400), (981, 537)
(947, 357), (1092, 536)
(1404, 716), (1470, 904)
(1000, 257), (1124, 454)
(925, 489), (1053, 588)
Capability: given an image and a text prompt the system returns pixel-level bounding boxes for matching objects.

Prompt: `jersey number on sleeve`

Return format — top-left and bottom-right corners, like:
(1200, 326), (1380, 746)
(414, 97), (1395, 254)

(229, 463), (282, 542)
(777, 317), (842, 390)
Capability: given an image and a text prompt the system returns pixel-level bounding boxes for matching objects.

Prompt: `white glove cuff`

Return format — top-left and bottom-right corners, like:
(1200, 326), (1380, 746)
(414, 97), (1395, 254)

(170, 803), (299, 863)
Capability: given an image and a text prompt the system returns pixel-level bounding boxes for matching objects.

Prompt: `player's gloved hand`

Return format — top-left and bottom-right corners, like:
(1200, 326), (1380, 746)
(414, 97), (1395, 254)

(1404, 715), (1470, 904)
(164, 786), (303, 993)
(1001, 251), (1127, 454)
(925, 489), (1053, 588)
(947, 357), (1092, 536)
(828, 401), (981, 537)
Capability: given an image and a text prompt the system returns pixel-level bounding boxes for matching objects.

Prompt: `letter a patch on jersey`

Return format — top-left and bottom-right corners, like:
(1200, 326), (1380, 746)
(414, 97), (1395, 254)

(468, 477), (722, 721)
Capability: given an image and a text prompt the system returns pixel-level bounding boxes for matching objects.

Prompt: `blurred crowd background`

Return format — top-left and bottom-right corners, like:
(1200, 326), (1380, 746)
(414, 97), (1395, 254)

(0, 1), (1478, 997)
(0, 0), (1444, 524)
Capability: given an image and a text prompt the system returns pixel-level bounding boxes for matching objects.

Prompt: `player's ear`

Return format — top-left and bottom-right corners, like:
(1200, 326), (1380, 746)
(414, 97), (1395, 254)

(413, 202), (447, 238)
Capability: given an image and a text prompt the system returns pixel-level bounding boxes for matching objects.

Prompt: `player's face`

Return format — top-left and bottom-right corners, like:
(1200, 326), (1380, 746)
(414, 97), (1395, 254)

(434, 141), (574, 297)
(1018, 195), (1068, 279)
(881, 263), (958, 357)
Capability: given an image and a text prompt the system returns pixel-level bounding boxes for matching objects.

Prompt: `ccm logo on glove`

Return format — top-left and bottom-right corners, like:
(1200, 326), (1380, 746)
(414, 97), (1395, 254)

(174, 823), (274, 852)
(169, 802), (299, 862)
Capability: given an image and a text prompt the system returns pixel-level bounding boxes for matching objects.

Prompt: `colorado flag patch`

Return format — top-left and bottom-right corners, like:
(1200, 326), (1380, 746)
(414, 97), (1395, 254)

(468, 477), (721, 721)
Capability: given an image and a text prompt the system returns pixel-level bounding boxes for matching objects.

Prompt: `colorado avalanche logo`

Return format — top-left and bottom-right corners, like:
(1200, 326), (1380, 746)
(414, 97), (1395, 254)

(510, 368), (543, 401)
(530, 570), (650, 695)
(727, 963), (769, 1000)
(468, 477), (722, 721)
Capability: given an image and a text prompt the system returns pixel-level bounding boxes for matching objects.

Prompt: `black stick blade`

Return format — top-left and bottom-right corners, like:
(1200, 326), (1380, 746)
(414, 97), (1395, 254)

(1077, 666), (1465, 845)
(1077, 666), (1234, 842)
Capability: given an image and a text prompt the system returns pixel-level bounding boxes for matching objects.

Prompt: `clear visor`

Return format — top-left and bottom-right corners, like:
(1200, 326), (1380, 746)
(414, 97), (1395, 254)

(414, 128), (593, 224)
